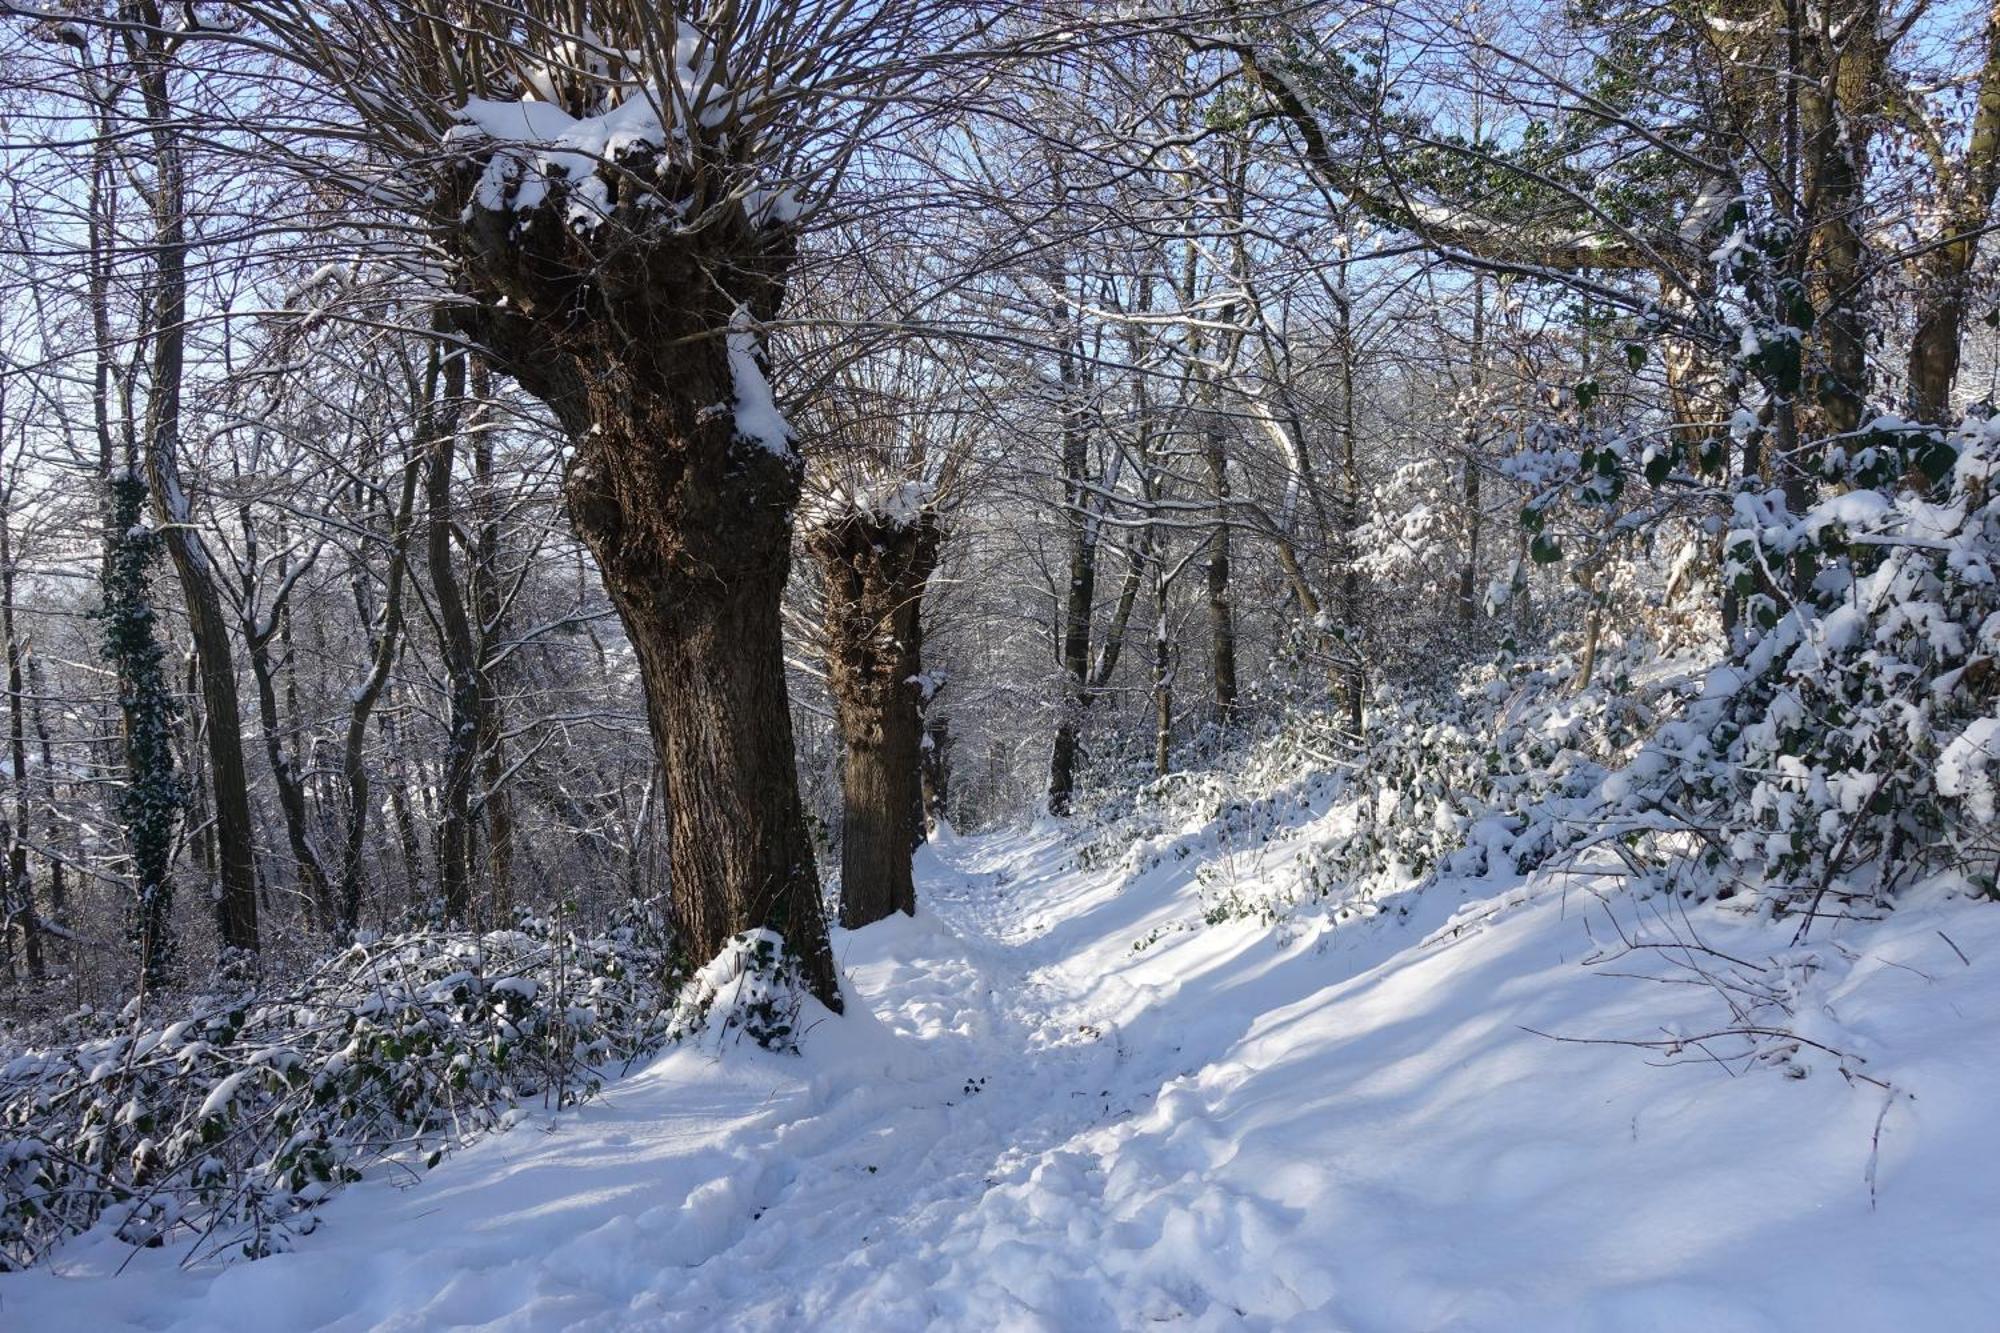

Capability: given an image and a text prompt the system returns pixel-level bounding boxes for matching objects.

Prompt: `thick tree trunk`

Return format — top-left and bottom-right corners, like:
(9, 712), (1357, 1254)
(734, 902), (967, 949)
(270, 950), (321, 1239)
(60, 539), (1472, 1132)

(809, 507), (940, 929)
(443, 134), (838, 1008)
(608, 511), (834, 993)
(555, 394), (836, 998)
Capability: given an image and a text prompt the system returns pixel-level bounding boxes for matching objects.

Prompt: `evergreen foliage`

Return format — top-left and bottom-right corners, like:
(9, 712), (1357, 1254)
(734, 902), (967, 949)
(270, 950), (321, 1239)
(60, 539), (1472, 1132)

(93, 474), (186, 993)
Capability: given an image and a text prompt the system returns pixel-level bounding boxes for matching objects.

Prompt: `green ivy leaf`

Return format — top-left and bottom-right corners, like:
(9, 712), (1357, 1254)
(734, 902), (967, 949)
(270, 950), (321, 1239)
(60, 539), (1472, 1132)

(1915, 436), (1958, 484)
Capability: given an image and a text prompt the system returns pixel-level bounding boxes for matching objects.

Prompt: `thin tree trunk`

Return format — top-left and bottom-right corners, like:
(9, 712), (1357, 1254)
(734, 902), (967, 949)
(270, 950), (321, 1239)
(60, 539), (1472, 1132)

(469, 361), (515, 920)
(921, 717), (952, 830)
(1087, 532), (1149, 695)
(240, 521), (331, 927)
(424, 346), (480, 924)
(1459, 275), (1486, 626)
(1047, 323), (1098, 817)
(0, 491), (42, 979)
(128, 2), (258, 957)
(338, 391), (425, 934)
(25, 654), (64, 924)
(1204, 418), (1239, 726)
(1334, 240), (1365, 736)
(1908, 0), (2000, 423)
(380, 700), (426, 909)
(1184, 221), (1240, 730)
(1797, 0), (1881, 445)
(1153, 559), (1174, 778)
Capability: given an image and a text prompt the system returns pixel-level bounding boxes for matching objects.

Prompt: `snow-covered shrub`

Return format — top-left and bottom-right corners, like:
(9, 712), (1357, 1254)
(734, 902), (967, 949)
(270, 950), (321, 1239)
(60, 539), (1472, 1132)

(1069, 705), (1355, 881)
(1223, 641), (1682, 921)
(0, 902), (678, 1268)
(665, 928), (811, 1053)
(1603, 415), (2000, 912)
(1077, 639), (1690, 930)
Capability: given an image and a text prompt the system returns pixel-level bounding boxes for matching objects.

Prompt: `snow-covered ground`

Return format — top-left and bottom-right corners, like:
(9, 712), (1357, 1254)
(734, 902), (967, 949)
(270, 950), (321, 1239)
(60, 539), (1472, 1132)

(6, 822), (1998, 1331)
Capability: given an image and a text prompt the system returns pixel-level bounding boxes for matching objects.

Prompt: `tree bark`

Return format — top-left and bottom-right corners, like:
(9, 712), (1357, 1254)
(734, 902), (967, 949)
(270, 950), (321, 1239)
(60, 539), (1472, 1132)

(1459, 274), (1486, 626)
(1204, 418), (1240, 726)
(0, 494), (42, 980)
(1153, 562), (1174, 778)
(1796, 0), (1880, 443)
(239, 519), (331, 927)
(1332, 241), (1366, 737)
(1047, 326), (1098, 818)
(128, 1), (258, 957)
(469, 364), (516, 920)
(809, 507), (940, 929)
(440, 145), (839, 1005)
(424, 346), (480, 925)
(25, 654), (64, 926)
(1907, 0), (2000, 423)
(337, 401), (424, 934)
(921, 717), (952, 830)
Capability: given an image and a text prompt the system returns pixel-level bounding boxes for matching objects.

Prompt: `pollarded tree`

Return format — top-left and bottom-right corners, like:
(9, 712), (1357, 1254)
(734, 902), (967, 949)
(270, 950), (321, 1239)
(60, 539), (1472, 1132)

(795, 342), (976, 927)
(805, 490), (941, 928)
(242, 0), (981, 1004)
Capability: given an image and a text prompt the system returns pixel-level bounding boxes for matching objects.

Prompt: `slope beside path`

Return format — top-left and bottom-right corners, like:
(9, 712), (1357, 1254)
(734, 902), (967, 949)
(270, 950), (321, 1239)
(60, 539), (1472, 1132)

(5, 824), (1999, 1331)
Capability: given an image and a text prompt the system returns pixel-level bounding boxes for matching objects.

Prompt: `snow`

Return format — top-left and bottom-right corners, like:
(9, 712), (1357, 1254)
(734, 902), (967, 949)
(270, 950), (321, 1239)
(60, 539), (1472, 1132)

(456, 93), (665, 223)
(196, 1069), (251, 1121)
(1937, 718), (2000, 819)
(6, 826), (1999, 1329)
(805, 476), (936, 533)
(727, 307), (794, 457)
(444, 32), (802, 234)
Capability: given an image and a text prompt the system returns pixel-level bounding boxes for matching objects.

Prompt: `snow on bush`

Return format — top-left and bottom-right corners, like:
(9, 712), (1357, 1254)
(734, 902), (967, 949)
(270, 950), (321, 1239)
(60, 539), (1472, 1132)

(0, 904), (680, 1269)
(1077, 639), (1692, 933)
(1079, 413), (2000, 946)
(665, 927), (813, 1053)
(1600, 413), (2000, 914)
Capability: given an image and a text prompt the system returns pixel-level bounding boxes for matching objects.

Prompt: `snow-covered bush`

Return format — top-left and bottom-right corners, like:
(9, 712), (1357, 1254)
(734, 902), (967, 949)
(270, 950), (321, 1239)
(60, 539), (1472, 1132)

(1603, 415), (2000, 912)
(1221, 642), (1681, 919)
(1078, 639), (1690, 931)
(665, 928), (812, 1053)
(0, 903), (679, 1268)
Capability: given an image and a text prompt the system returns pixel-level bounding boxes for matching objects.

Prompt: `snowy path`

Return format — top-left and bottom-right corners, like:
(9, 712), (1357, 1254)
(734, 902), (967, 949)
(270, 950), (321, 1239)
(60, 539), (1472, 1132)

(7, 825), (2000, 1331)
